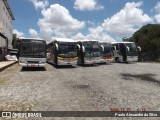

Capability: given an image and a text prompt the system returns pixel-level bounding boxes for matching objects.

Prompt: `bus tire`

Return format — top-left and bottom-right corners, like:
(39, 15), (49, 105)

(54, 56), (58, 67)
(115, 57), (120, 63)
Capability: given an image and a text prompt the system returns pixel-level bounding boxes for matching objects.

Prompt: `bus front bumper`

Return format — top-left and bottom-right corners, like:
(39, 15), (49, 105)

(93, 59), (105, 64)
(84, 58), (104, 64)
(127, 56), (138, 62)
(101, 58), (114, 63)
(58, 60), (77, 66)
(19, 63), (46, 67)
(84, 60), (94, 64)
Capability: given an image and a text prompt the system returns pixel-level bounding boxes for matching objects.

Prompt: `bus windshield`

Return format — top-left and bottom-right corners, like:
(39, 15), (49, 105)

(100, 42), (112, 54)
(20, 42), (46, 58)
(82, 41), (101, 57)
(58, 42), (77, 58)
(125, 43), (138, 56)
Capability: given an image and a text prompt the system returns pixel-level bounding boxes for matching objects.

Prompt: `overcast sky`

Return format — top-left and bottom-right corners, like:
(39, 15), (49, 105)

(8, 0), (160, 42)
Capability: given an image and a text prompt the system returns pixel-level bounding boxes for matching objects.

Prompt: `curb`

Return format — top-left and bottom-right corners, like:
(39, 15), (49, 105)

(0, 61), (17, 72)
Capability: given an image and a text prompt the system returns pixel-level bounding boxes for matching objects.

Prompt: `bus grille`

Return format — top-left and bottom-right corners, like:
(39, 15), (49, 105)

(27, 61), (39, 64)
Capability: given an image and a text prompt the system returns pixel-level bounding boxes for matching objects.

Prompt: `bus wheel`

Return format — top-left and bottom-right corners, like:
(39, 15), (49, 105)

(54, 57), (58, 67)
(115, 57), (120, 63)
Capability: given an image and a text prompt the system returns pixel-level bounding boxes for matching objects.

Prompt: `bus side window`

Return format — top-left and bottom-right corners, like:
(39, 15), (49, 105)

(112, 46), (116, 51)
(112, 43), (119, 50)
(53, 46), (55, 56)
(115, 43), (119, 50)
(76, 45), (80, 56)
(119, 43), (126, 53)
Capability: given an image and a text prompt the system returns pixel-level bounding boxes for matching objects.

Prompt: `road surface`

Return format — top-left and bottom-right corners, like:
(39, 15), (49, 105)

(0, 62), (160, 120)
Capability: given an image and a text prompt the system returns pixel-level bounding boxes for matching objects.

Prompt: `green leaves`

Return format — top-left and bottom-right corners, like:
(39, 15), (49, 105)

(130, 24), (160, 61)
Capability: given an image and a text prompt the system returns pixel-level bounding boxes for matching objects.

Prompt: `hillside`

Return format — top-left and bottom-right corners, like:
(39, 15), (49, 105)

(130, 24), (160, 61)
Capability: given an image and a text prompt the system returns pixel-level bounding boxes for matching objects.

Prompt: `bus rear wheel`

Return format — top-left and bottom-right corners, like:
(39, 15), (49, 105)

(115, 57), (120, 63)
(54, 56), (58, 67)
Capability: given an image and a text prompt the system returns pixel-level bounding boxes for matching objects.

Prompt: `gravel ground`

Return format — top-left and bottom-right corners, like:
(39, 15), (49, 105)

(0, 62), (160, 120)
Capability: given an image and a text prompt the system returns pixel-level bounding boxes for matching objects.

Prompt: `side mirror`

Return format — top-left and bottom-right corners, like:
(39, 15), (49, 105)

(137, 46), (141, 51)
(101, 45), (104, 52)
(112, 46), (116, 50)
(76, 44), (81, 51)
(82, 46), (85, 52)
(55, 43), (59, 50)
(47, 53), (50, 57)
(126, 46), (130, 52)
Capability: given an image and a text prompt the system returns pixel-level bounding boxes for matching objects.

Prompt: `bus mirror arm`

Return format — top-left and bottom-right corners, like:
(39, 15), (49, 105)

(137, 46), (141, 51)
(55, 43), (59, 50)
(76, 44), (81, 51)
(126, 46), (130, 52)
(82, 46), (85, 52)
(101, 45), (104, 52)
(112, 46), (116, 50)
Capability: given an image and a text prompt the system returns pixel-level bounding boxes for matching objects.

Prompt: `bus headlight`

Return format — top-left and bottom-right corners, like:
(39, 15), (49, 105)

(70, 57), (78, 60)
(58, 57), (65, 60)
(72, 57), (78, 60)
(67, 57), (78, 60)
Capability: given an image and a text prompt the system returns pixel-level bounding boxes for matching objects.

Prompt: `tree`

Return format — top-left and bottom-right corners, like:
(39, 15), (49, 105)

(129, 24), (160, 61)
(12, 34), (18, 49)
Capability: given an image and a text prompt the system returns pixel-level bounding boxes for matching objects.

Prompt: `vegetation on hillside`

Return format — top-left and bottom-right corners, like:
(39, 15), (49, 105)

(124, 24), (160, 62)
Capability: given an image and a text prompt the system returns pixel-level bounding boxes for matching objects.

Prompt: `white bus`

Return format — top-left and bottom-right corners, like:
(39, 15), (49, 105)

(111, 42), (141, 62)
(99, 41), (114, 63)
(47, 38), (78, 66)
(18, 38), (46, 67)
(77, 40), (103, 65)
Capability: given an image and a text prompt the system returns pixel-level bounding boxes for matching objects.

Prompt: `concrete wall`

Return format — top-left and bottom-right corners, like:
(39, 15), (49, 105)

(0, 0), (13, 49)
(0, 35), (7, 61)
(0, 0), (3, 32)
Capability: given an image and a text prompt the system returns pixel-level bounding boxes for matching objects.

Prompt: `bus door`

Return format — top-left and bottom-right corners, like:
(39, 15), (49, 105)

(77, 42), (84, 65)
(119, 43), (127, 61)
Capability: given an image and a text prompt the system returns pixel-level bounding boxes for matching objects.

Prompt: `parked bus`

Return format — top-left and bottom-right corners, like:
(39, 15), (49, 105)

(111, 42), (141, 62)
(47, 38), (78, 66)
(18, 38), (46, 67)
(99, 41), (113, 63)
(77, 40), (102, 65)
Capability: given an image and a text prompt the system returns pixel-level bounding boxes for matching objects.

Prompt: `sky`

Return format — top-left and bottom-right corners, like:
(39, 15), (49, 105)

(8, 0), (160, 42)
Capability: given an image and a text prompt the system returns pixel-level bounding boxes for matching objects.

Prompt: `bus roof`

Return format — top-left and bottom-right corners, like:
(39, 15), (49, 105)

(99, 41), (111, 43)
(111, 41), (134, 44)
(54, 38), (75, 42)
(19, 38), (45, 41)
(47, 38), (76, 45)
(78, 39), (98, 42)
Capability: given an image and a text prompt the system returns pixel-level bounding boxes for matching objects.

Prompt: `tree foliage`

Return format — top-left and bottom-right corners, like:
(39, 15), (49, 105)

(128, 24), (160, 61)
(12, 34), (19, 49)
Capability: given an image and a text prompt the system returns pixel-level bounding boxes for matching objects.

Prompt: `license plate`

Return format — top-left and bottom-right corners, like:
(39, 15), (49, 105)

(31, 64), (36, 66)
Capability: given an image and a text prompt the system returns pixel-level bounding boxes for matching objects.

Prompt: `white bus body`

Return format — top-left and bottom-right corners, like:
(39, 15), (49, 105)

(18, 38), (46, 67)
(111, 42), (141, 62)
(47, 38), (78, 66)
(77, 40), (103, 65)
(99, 41), (114, 63)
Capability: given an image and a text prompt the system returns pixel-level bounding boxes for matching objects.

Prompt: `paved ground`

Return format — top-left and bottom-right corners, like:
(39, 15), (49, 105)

(0, 61), (17, 72)
(0, 62), (160, 120)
